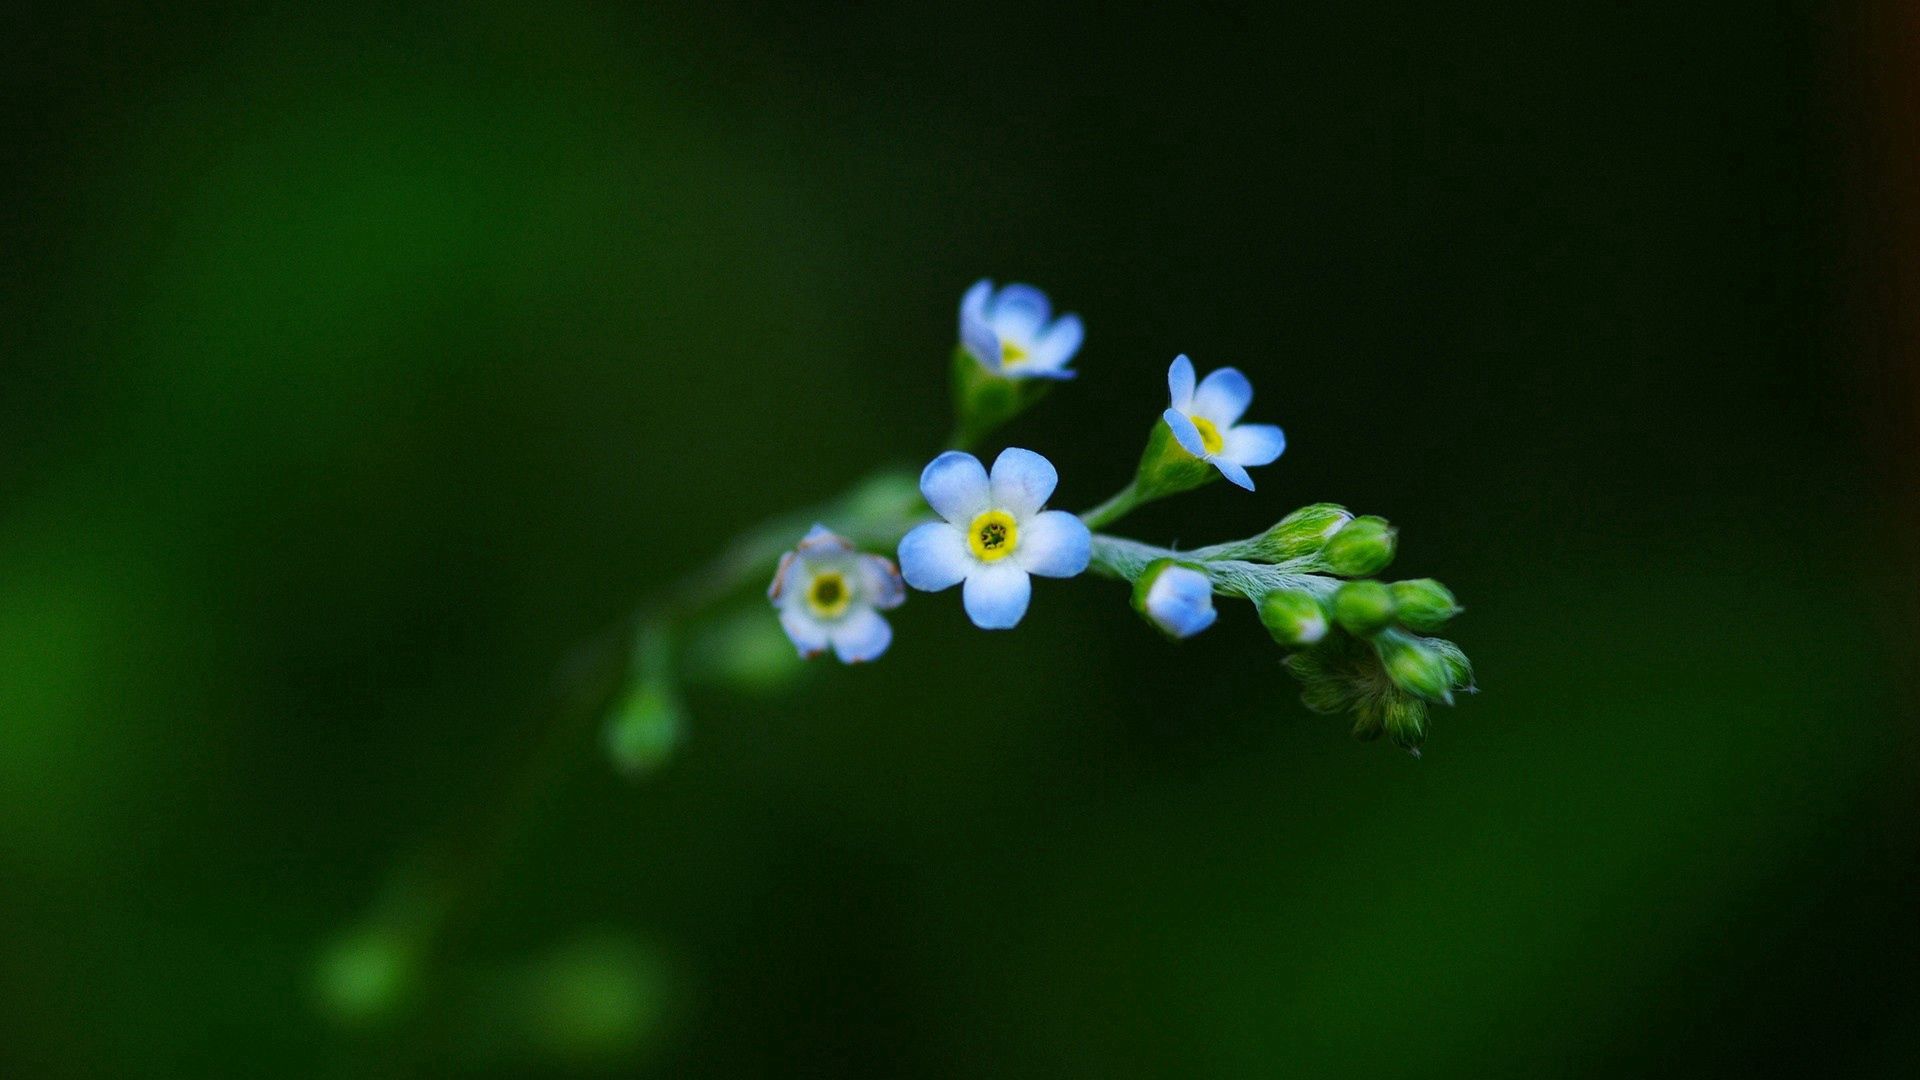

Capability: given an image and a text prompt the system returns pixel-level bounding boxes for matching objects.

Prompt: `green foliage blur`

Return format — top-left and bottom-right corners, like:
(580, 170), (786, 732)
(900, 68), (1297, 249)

(4, 2), (1916, 1077)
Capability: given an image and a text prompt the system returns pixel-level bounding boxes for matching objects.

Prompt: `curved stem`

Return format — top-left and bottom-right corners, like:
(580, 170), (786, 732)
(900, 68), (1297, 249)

(1088, 533), (1340, 602)
(1079, 481), (1143, 531)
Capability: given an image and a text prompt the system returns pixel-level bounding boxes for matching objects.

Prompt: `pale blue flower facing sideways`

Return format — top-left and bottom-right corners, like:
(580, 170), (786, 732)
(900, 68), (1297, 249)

(959, 280), (1084, 380)
(1162, 354), (1287, 490)
(898, 448), (1091, 629)
(1144, 564), (1217, 639)
(768, 525), (906, 663)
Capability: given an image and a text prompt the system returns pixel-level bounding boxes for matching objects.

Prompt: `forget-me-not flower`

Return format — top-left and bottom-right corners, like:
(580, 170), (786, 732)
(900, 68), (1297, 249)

(768, 525), (905, 663)
(959, 280), (1083, 380)
(1139, 562), (1218, 639)
(1162, 354), (1287, 491)
(898, 448), (1091, 629)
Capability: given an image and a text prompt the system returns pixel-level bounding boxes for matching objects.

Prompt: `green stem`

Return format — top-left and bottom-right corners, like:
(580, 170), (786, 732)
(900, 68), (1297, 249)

(1088, 534), (1341, 602)
(1079, 482), (1144, 531)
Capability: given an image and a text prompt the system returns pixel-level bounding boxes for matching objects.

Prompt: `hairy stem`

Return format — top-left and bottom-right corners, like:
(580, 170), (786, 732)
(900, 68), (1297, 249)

(1088, 534), (1340, 601)
(1079, 482), (1144, 531)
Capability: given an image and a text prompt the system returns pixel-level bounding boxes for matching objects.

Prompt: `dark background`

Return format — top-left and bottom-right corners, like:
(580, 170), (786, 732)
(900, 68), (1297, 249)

(4, 2), (1917, 1076)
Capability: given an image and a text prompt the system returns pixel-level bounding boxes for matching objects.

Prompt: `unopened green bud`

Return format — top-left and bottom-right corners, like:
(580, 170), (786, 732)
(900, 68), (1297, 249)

(315, 923), (418, 1028)
(1323, 515), (1397, 576)
(1377, 633), (1454, 704)
(1332, 580), (1396, 637)
(1350, 699), (1385, 741)
(1425, 638), (1477, 693)
(1259, 589), (1329, 646)
(1389, 578), (1461, 632)
(604, 681), (684, 778)
(1302, 681), (1357, 717)
(1257, 503), (1354, 561)
(1381, 695), (1430, 754)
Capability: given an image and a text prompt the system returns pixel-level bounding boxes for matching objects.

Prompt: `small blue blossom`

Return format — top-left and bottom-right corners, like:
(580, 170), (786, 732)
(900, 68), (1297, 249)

(1142, 563), (1217, 639)
(1162, 354), (1287, 491)
(768, 525), (905, 663)
(959, 280), (1084, 380)
(898, 448), (1091, 629)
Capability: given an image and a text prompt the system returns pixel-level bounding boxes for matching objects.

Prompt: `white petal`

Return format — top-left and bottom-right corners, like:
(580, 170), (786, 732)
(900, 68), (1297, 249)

(1213, 457), (1255, 491)
(1192, 366), (1253, 426)
(1027, 314), (1083, 372)
(988, 283), (1051, 340)
(960, 278), (992, 326)
(1013, 510), (1090, 578)
(898, 522), (970, 591)
(778, 607), (830, 658)
(829, 608), (892, 663)
(1222, 423), (1286, 467)
(919, 451), (989, 524)
(989, 447), (1058, 518)
(767, 550), (798, 602)
(1163, 409), (1209, 458)
(796, 523), (853, 556)
(1167, 354), (1196, 411)
(858, 553), (906, 610)
(962, 563), (1032, 629)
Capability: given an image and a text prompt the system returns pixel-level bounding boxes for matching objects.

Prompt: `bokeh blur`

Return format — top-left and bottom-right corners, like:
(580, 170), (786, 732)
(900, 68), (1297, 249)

(5, 2), (1917, 1076)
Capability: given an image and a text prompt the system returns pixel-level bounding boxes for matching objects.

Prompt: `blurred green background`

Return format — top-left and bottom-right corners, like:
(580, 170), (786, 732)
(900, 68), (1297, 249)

(5, 2), (1917, 1076)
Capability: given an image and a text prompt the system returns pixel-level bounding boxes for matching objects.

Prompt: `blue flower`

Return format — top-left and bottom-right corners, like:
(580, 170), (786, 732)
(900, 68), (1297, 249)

(768, 525), (906, 663)
(898, 448), (1091, 629)
(1140, 563), (1217, 639)
(1161, 354), (1287, 491)
(959, 279), (1083, 380)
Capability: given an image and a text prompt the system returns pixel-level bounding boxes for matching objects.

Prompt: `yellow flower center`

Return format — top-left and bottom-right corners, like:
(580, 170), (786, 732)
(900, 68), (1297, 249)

(1190, 414), (1225, 455)
(967, 509), (1019, 562)
(999, 338), (1029, 368)
(806, 571), (852, 619)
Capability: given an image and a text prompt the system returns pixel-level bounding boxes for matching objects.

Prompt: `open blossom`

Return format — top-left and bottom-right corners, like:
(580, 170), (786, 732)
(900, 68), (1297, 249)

(1162, 354), (1287, 491)
(1139, 562), (1217, 639)
(898, 448), (1091, 629)
(959, 280), (1083, 380)
(768, 525), (905, 663)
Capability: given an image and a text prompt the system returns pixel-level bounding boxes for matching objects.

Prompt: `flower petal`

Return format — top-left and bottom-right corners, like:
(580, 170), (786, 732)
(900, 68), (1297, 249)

(961, 278), (992, 325)
(989, 447), (1058, 518)
(1212, 457), (1255, 491)
(962, 563), (1032, 629)
(1192, 366), (1253, 426)
(829, 608), (892, 663)
(858, 553), (906, 610)
(961, 311), (1001, 369)
(767, 550), (797, 602)
(779, 607), (830, 658)
(796, 523), (853, 556)
(1167, 354), (1196, 411)
(898, 522), (970, 591)
(1013, 510), (1090, 578)
(988, 283), (1051, 340)
(919, 451), (990, 524)
(1028, 313), (1083, 373)
(1222, 423), (1286, 468)
(1163, 409), (1208, 458)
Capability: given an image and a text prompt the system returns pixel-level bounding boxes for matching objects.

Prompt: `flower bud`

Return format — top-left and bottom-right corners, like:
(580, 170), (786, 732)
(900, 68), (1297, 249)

(1376, 633), (1455, 704)
(1332, 580), (1396, 637)
(1256, 503), (1353, 561)
(1425, 637), (1477, 693)
(1389, 578), (1461, 632)
(604, 680), (684, 778)
(1131, 559), (1218, 639)
(1381, 694), (1430, 754)
(1258, 588), (1329, 647)
(1323, 515), (1397, 576)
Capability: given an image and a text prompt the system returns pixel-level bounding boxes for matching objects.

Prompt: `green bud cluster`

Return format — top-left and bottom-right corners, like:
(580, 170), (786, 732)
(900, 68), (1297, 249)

(1283, 628), (1473, 755)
